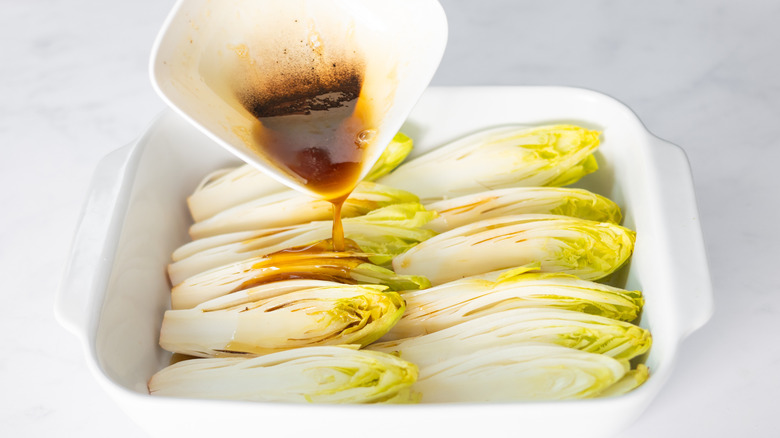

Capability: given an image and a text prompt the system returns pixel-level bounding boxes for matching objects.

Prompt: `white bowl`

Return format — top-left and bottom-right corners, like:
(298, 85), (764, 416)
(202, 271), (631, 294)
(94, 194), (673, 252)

(149, 0), (447, 198)
(55, 86), (713, 438)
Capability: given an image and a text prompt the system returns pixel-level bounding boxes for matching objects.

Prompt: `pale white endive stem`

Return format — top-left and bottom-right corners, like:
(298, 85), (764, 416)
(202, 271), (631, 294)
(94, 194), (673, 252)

(413, 343), (628, 402)
(378, 124), (601, 202)
(370, 308), (651, 364)
(393, 214), (635, 284)
(149, 346), (418, 404)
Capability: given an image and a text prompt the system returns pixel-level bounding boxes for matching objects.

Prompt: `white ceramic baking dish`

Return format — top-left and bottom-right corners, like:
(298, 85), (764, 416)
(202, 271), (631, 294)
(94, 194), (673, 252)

(55, 86), (713, 438)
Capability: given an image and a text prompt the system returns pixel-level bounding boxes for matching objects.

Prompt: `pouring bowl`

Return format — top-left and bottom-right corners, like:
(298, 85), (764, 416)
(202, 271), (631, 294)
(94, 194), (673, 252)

(150, 0), (448, 198)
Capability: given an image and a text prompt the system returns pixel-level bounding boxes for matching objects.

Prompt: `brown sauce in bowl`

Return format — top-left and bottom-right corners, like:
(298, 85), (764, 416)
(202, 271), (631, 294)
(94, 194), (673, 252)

(234, 54), (374, 251)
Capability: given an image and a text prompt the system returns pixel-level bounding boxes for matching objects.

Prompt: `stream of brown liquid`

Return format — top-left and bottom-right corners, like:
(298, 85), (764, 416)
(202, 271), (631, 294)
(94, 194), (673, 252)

(330, 194), (348, 251)
(240, 79), (371, 251)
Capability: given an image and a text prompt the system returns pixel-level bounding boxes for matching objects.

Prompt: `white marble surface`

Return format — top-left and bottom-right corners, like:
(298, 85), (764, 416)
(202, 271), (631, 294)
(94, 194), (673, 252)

(1, 0), (778, 436)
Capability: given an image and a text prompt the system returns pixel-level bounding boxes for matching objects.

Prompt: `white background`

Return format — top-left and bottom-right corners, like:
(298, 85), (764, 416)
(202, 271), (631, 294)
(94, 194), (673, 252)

(2, 0), (778, 436)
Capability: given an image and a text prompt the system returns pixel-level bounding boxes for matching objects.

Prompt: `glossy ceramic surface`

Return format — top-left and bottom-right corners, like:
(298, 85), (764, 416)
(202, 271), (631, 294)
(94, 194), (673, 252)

(56, 86), (712, 438)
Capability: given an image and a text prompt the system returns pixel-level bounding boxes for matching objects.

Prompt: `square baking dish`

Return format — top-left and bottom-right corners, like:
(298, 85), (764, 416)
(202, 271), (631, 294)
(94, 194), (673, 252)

(55, 86), (712, 438)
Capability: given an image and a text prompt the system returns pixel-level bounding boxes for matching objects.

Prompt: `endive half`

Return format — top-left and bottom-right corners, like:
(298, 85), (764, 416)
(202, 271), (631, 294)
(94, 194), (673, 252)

(378, 124), (600, 202)
(393, 214), (635, 284)
(370, 308), (651, 364)
(171, 248), (429, 310)
(384, 271), (644, 339)
(425, 187), (622, 233)
(190, 181), (419, 239)
(188, 132), (414, 222)
(160, 283), (405, 356)
(413, 343), (628, 402)
(169, 203), (437, 285)
(149, 346), (418, 403)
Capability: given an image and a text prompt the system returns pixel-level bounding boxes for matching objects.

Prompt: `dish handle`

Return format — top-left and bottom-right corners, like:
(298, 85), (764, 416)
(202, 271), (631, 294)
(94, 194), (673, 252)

(649, 137), (714, 340)
(54, 143), (137, 341)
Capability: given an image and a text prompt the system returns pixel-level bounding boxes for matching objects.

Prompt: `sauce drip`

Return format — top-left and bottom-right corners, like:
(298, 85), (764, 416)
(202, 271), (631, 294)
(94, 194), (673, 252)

(237, 67), (373, 250)
(233, 239), (366, 292)
(330, 194), (347, 251)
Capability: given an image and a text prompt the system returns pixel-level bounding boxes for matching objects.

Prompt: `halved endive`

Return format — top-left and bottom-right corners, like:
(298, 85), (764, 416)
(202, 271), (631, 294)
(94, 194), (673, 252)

(170, 203), (437, 285)
(384, 271), (644, 339)
(378, 125), (601, 202)
(160, 282), (405, 356)
(190, 181), (419, 240)
(425, 187), (621, 233)
(149, 346), (418, 403)
(412, 343), (629, 402)
(188, 132), (414, 222)
(370, 308), (651, 364)
(171, 247), (429, 310)
(393, 214), (635, 284)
